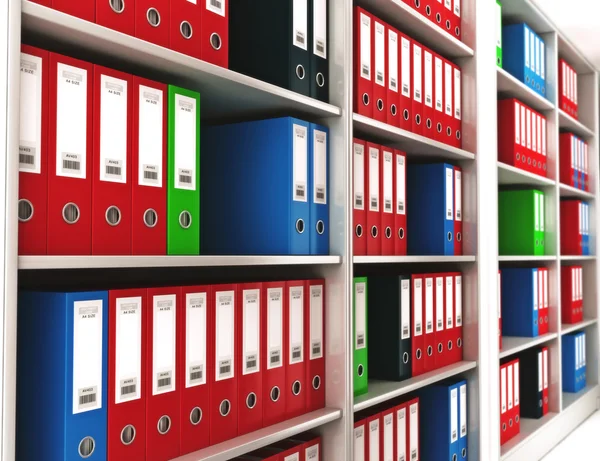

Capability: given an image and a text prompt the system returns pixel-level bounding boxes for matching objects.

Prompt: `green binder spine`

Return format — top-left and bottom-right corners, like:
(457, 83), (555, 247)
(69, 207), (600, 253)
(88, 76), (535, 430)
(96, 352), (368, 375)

(496, 0), (503, 67)
(167, 85), (200, 255)
(499, 189), (545, 255)
(353, 277), (368, 397)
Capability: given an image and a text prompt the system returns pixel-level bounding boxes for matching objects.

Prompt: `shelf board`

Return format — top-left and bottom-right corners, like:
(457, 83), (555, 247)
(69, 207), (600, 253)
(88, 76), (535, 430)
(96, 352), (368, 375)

(497, 162), (556, 187)
(171, 408), (342, 461)
(21, 1), (342, 121)
(558, 110), (595, 139)
(499, 333), (558, 359)
(498, 255), (557, 262)
(500, 412), (558, 460)
(353, 255), (476, 264)
(497, 68), (554, 112)
(562, 384), (600, 411)
(353, 361), (477, 412)
(561, 319), (598, 335)
(355, 0), (474, 58)
(558, 183), (595, 200)
(18, 255), (342, 270)
(560, 255), (596, 262)
(353, 114), (476, 161)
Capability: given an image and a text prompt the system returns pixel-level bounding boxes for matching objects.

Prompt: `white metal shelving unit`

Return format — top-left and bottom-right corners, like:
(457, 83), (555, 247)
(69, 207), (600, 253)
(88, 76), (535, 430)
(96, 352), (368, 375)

(0, 0), (598, 460)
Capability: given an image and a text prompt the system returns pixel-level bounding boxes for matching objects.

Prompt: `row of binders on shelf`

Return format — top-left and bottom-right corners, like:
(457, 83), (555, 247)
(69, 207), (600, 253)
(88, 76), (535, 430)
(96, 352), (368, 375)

(562, 265), (584, 324)
(559, 58), (579, 119)
(29, 0), (228, 68)
(401, 0), (463, 40)
(562, 332), (587, 393)
(498, 189), (545, 256)
(500, 346), (550, 446)
(561, 200), (591, 256)
(353, 272), (464, 396)
(230, 433), (321, 461)
(500, 267), (550, 338)
(354, 7), (463, 148)
(353, 139), (464, 256)
(17, 280), (325, 461)
(560, 133), (590, 191)
(497, 98), (548, 178)
(19, 44), (330, 256)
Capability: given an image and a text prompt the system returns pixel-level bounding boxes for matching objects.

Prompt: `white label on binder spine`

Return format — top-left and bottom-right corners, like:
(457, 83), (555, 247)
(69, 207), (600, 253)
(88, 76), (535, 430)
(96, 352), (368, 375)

(496, 3), (502, 48)
(138, 85), (163, 187)
(455, 170), (462, 222)
(384, 413), (393, 461)
(534, 191), (539, 231)
(267, 288), (283, 369)
(73, 299), (103, 414)
(293, 124), (308, 202)
(243, 289), (260, 375)
(543, 349), (548, 389)
(435, 56), (443, 112)
(436, 277), (444, 332)
(544, 269), (548, 308)
(501, 367), (506, 413)
(445, 62), (452, 116)
(375, 21), (385, 87)
(562, 62), (567, 96)
(401, 279), (410, 340)
(425, 278), (434, 334)
(186, 292), (207, 387)
(567, 67), (572, 101)
(445, 0), (452, 10)
(360, 13), (371, 80)
(583, 334), (586, 366)
(100, 74), (128, 183)
(56, 63), (87, 179)
(530, 31), (535, 72)
(293, 0), (308, 50)
(532, 112), (537, 153)
(446, 167), (454, 220)
(520, 106), (526, 147)
(541, 41), (545, 79)
(542, 118), (546, 156)
(313, 0), (326, 58)
(456, 276), (462, 326)
(460, 384), (467, 437)
(574, 71), (578, 104)
(306, 444), (319, 461)
(414, 45), (422, 103)
(571, 136), (576, 168)
(354, 143), (364, 210)
(446, 276), (454, 329)
(451, 388), (458, 442)
(115, 296), (142, 403)
(535, 36), (541, 76)
(206, 0), (224, 16)
(454, 68), (461, 120)
(356, 282), (367, 349)
(540, 193), (544, 232)
(507, 364), (514, 410)
(215, 290), (235, 381)
(414, 278), (423, 336)
(310, 284), (323, 360)
(369, 147), (379, 212)
(525, 28), (530, 69)
(526, 109), (531, 149)
(397, 154), (406, 215)
(538, 352), (543, 391)
(536, 114), (541, 154)
(19, 53), (42, 174)
(397, 407), (407, 461)
(533, 270), (538, 311)
(369, 419), (380, 460)
(152, 294), (176, 395)
(289, 286), (304, 364)
(174, 94), (196, 190)
(515, 102), (520, 144)
(424, 51), (433, 108)
(410, 403), (419, 460)
(454, 0), (461, 17)
(389, 30), (398, 92)
(354, 425), (365, 461)
(383, 150), (393, 214)
(313, 129), (327, 205)
(514, 363), (519, 405)
(401, 37), (410, 96)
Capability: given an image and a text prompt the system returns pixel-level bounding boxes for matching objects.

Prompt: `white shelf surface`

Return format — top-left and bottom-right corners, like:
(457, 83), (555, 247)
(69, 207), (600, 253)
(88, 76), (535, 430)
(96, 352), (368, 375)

(561, 319), (598, 335)
(558, 110), (595, 139)
(171, 408), (342, 461)
(500, 0), (555, 34)
(498, 255), (557, 262)
(497, 162), (556, 187)
(21, 1), (342, 121)
(18, 255), (342, 270)
(497, 68), (554, 112)
(562, 384), (600, 411)
(559, 255), (596, 262)
(355, 0), (474, 58)
(353, 114), (476, 161)
(353, 361), (477, 412)
(558, 183), (595, 199)
(499, 333), (558, 359)
(500, 413), (559, 460)
(353, 255), (476, 264)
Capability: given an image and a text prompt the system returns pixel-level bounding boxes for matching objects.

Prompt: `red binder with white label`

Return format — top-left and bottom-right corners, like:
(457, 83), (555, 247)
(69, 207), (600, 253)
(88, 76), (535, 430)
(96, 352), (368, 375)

(394, 149), (407, 256)
(454, 166), (463, 255)
(354, 7), (373, 118)
(365, 413), (381, 461)
(386, 26), (401, 127)
(18, 45), (49, 255)
(365, 142), (382, 255)
(443, 59), (454, 146)
(305, 279), (326, 412)
(434, 273), (447, 369)
(411, 42), (423, 136)
(354, 139), (367, 256)
(452, 273), (463, 363)
(411, 274), (425, 376)
(452, 63), (462, 148)
(200, 0), (229, 68)
(422, 46), (435, 139)
(285, 280), (307, 419)
(407, 398), (420, 461)
(372, 18), (387, 123)
(398, 32), (412, 132)
(380, 145), (395, 255)
(423, 275), (436, 372)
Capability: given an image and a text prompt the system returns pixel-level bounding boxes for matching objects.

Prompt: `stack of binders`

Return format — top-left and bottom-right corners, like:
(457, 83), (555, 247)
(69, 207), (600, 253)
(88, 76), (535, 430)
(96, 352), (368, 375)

(201, 117), (329, 256)
(498, 189), (545, 256)
(519, 346), (549, 419)
(353, 139), (407, 256)
(500, 267), (549, 338)
(560, 200), (590, 256)
(500, 358), (520, 445)
(502, 23), (546, 98)
(17, 279), (326, 460)
(353, 7), (463, 148)
(32, 0), (229, 68)
(498, 98), (547, 177)
(233, 433), (321, 460)
(18, 45), (201, 256)
(558, 59), (579, 119)
(229, 0), (329, 103)
(560, 133), (589, 190)
(496, 1), (503, 67)
(561, 265), (584, 324)
(354, 277), (369, 397)
(354, 397), (420, 461)
(407, 163), (464, 256)
(420, 380), (469, 461)
(562, 332), (586, 393)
